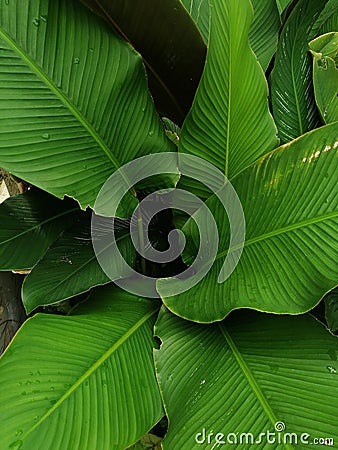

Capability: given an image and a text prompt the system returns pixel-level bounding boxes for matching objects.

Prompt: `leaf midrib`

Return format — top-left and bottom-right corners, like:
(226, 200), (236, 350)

(216, 210), (337, 260)
(0, 27), (121, 170)
(219, 324), (295, 450)
(290, 23), (303, 136)
(22, 306), (158, 440)
(0, 208), (79, 246)
(225, 14), (231, 179)
(28, 229), (132, 302)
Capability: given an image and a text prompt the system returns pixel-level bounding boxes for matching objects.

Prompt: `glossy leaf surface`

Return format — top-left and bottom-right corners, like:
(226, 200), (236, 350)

(179, 0), (278, 194)
(0, 286), (162, 450)
(0, 0), (174, 211)
(154, 308), (338, 449)
(159, 124), (338, 322)
(270, 0), (330, 143)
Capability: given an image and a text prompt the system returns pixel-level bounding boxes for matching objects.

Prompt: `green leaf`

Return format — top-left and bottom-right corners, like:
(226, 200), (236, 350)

(154, 308), (338, 449)
(0, 0), (174, 211)
(179, 0), (278, 195)
(309, 33), (338, 124)
(0, 286), (163, 450)
(325, 288), (338, 333)
(248, 0), (281, 71)
(22, 214), (135, 313)
(0, 189), (78, 271)
(270, 0), (329, 143)
(80, 0), (207, 125)
(159, 123), (338, 322)
(310, 32), (338, 59)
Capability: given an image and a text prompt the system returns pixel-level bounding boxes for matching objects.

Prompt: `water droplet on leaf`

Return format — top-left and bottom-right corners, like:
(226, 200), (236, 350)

(61, 256), (72, 264)
(327, 366), (337, 374)
(42, 133), (50, 140)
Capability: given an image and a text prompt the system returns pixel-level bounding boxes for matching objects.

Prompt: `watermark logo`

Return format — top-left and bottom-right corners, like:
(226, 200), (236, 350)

(91, 153), (245, 297)
(195, 422), (334, 447)
(274, 421), (286, 432)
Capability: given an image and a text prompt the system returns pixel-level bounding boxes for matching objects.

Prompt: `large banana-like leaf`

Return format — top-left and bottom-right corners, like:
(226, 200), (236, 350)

(80, 0), (206, 125)
(270, 0), (330, 143)
(22, 215), (134, 313)
(154, 307), (338, 449)
(309, 33), (338, 124)
(0, 0), (174, 211)
(179, 0), (278, 196)
(0, 189), (78, 270)
(158, 123), (338, 322)
(0, 286), (163, 450)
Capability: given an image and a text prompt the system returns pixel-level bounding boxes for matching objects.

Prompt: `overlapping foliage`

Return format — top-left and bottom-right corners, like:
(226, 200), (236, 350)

(0, 0), (337, 449)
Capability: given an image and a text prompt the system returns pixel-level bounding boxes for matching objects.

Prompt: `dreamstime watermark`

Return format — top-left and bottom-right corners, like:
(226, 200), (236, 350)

(195, 422), (334, 447)
(91, 153), (245, 297)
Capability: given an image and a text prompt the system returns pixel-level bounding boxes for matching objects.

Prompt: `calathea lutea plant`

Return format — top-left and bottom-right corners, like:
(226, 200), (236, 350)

(0, 0), (337, 449)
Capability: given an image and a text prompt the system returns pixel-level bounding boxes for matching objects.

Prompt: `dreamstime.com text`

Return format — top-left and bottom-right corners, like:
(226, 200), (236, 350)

(195, 423), (334, 447)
